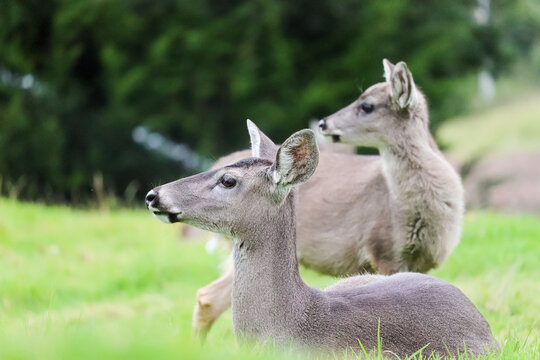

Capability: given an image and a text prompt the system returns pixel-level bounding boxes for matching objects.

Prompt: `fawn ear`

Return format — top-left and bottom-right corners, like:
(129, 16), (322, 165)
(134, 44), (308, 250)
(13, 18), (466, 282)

(387, 61), (418, 109)
(247, 119), (278, 159)
(382, 58), (395, 83)
(270, 129), (319, 188)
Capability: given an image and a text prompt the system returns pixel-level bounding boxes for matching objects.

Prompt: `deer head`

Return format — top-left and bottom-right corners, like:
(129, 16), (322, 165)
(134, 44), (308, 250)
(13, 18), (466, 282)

(145, 120), (319, 237)
(318, 59), (428, 148)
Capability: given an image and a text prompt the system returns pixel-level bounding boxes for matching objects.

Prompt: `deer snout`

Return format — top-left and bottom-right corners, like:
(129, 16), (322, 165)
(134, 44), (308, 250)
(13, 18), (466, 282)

(318, 118), (342, 143)
(318, 118), (327, 131)
(145, 189), (179, 224)
(145, 189), (159, 209)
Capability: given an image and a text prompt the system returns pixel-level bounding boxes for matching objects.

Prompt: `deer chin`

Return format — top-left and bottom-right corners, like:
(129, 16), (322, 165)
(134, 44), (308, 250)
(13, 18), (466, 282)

(320, 128), (343, 143)
(331, 134), (341, 143)
(322, 133), (342, 143)
(152, 211), (182, 224)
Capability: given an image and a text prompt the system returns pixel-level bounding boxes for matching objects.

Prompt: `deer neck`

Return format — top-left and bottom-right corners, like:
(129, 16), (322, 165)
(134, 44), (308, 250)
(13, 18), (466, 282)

(379, 120), (452, 217)
(231, 193), (310, 340)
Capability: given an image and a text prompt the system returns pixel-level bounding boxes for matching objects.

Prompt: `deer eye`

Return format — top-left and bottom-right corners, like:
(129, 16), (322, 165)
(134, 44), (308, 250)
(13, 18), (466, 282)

(219, 175), (237, 188)
(359, 102), (374, 114)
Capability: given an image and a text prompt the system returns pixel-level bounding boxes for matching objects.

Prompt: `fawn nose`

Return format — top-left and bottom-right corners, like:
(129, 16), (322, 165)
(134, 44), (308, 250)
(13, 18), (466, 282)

(318, 118), (327, 131)
(145, 190), (158, 208)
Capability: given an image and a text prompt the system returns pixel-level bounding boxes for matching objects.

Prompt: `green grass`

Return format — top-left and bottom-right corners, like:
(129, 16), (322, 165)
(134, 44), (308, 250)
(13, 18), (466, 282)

(438, 91), (540, 163)
(0, 198), (539, 359)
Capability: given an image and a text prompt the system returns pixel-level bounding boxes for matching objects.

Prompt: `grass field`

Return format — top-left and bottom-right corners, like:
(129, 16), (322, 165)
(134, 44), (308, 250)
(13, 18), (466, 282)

(0, 198), (539, 359)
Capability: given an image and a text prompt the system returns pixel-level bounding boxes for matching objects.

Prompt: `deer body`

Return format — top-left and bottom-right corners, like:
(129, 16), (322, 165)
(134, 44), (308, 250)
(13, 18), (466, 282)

(231, 195), (492, 356)
(146, 128), (496, 356)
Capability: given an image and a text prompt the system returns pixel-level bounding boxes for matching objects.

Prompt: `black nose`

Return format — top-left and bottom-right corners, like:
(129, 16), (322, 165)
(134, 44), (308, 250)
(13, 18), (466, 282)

(145, 190), (158, 207)
(318, 118), (327, 131)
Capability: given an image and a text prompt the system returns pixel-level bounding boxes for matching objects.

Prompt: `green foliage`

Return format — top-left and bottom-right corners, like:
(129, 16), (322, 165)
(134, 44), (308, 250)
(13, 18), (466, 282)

(0, 0), (531, 201)
(0, 198), (539, 359)
(491, 0), (540, 62)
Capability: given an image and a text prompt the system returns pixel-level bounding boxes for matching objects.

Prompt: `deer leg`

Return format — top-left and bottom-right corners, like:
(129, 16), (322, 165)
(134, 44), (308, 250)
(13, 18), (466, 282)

(192, 256), (233, 340)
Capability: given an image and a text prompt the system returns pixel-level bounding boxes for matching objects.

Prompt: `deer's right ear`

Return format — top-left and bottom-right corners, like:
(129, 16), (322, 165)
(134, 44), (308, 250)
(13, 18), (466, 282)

(388, 61), (417, 109)
(247, 119), (278, 159)
(270, 129), (319, 188)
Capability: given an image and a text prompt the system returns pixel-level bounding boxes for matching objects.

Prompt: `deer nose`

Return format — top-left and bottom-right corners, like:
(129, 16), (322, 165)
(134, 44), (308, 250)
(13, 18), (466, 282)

(318, 118), (327, 131)
(145, 190), (158, 208)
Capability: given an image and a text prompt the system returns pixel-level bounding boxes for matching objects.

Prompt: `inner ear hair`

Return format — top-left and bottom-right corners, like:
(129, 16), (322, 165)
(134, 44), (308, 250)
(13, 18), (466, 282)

(272, 130), (319, 187)
(391, 61), (417, 109)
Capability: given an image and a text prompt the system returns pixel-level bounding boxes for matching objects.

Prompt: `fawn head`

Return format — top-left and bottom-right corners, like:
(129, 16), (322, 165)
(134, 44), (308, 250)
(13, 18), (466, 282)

(145, 120), (319, 237)
(319, 59), (428, 148)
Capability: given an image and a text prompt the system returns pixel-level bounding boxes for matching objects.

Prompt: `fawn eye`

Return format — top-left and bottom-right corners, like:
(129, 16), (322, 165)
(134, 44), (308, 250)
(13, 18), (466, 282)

(219, 175), (237, 188)
(359, 102), (374, 114)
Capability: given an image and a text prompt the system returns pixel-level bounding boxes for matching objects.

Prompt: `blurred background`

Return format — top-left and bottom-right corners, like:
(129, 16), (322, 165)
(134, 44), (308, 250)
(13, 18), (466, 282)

(1, 2), (540, 359)
(0, 0), (539, 212)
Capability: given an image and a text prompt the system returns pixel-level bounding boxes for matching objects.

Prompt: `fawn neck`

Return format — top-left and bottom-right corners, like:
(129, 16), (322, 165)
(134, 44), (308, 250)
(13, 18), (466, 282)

(231, 193), (310, 340)
(379, 116), (447, 208)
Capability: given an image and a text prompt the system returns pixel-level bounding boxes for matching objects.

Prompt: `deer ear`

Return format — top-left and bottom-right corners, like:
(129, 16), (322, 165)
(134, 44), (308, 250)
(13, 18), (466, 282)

(382, 58), (395, 83)
(271, 129), (319, 187)
(247, 119), (278, 159)
(388, 61), (417, 109)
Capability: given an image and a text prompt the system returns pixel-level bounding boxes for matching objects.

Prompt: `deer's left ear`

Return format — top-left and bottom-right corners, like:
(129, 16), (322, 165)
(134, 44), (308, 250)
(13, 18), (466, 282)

(270, 129), (319, 188)
(387, 61), (418, 109)
(247, 119), (278, 160)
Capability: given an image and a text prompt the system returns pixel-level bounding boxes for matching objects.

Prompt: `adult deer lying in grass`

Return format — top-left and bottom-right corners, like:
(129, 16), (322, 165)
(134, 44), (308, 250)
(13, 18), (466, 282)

(145, 129), (495, 357)
(187, 59), (464, 339)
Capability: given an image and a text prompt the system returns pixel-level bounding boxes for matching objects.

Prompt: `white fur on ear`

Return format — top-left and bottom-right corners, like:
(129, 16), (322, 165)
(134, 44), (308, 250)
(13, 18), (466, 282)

(246, 119), (278, 160)
(383, 59), (395, 83)
(246, 119), (261, 158)
(390, 62), (417, 109)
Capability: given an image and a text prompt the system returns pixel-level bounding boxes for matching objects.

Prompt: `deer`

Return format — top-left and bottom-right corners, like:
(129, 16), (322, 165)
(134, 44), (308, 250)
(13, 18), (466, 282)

(318, 59), (464, 272)
(145, 128), (496, 357)
(183, 59), (464, 339)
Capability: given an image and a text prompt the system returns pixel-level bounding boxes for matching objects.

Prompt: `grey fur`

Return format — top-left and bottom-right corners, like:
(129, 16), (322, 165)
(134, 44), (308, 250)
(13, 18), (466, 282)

(146, 129), (496, 357)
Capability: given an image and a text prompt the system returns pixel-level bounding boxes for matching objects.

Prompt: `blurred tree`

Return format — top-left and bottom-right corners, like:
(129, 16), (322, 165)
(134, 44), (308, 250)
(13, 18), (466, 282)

(490, 0), (540, 72)
(0, 0), (523, 202)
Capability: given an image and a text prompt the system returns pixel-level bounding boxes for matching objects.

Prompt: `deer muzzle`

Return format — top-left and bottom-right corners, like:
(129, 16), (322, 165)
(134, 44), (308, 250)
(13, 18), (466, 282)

(145, 189), (181, 224)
